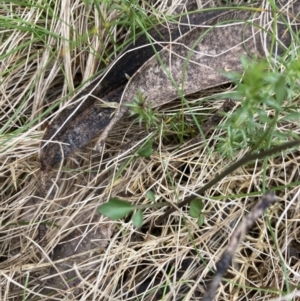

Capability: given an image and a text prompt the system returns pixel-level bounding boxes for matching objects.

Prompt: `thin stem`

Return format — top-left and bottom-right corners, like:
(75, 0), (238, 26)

(156, 138), (300, 224)
(136, 202), (170, 210)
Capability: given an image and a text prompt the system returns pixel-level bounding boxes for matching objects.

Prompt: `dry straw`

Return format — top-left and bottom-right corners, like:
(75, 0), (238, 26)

(1, 0), (300, 300)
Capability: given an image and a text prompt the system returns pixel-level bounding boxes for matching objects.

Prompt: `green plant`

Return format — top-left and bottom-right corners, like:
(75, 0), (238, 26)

(127, 89), (160, 130)
(217, 57), (300, 157)
(98, 191), (168, 228)
(99, 56), (300, 227)
(98, 193), (206, 227)
(189, 199), (205, 226)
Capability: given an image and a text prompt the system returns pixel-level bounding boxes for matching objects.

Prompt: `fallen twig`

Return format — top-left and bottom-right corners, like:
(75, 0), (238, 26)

(201, 192), (277, 301)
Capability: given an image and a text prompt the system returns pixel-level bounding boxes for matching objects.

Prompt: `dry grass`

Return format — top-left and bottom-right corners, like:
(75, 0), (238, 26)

(1, 0), (300, 300)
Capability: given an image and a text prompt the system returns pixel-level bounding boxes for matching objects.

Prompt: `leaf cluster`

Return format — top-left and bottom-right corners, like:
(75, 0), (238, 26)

(127, 89), (160, 130)
(98, 194), (205, 228)
(217, 57), (300, 157)
(98, 56), (300, 227)
(98, 191), (156, 228)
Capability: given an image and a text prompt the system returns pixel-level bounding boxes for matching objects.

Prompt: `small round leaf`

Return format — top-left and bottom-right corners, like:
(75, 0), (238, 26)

(189, 199), (204, 218)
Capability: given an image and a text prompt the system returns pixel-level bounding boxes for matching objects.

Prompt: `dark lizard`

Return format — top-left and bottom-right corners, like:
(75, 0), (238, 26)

(39, 3), (223, 172)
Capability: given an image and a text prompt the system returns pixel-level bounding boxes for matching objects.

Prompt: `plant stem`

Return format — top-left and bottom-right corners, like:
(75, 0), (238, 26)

(156, 138), (300, 224)
(136, 202), (170, 210)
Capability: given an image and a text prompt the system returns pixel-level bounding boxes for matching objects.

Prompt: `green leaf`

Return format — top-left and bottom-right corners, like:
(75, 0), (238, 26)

(281, 112), (300, 122)
(98, 198), (134, 220)
(146, 190), (155, 202)
(132, 209), (143, 227)
(197, 214), (205, 226)
(189, 199), (204, 218)
(138, 141), (153, 157)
